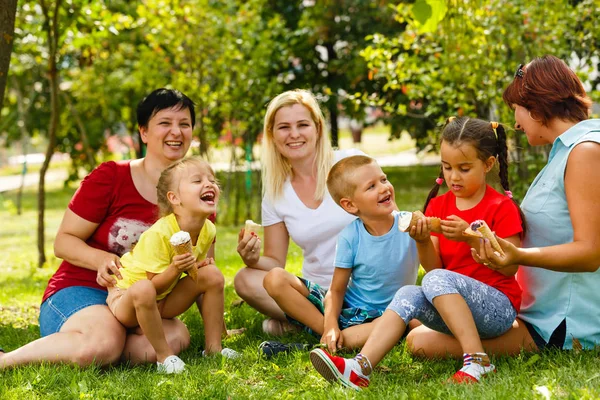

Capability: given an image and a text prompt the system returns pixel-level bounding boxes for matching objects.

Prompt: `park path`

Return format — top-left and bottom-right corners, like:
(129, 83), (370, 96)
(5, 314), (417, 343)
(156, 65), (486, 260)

(0, 148), (439, 193)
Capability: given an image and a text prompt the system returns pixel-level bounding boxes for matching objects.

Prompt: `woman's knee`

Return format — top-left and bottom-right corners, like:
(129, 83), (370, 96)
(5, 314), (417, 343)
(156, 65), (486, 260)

(234, 268), (260, 300)
(263, 268), (290, 296)
(164, 318), (191, 353)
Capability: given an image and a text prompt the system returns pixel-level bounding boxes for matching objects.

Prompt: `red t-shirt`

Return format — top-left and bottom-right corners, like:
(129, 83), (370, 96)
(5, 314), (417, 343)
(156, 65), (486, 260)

(42, 161), (158, 302)
(425, 185), (523, 312)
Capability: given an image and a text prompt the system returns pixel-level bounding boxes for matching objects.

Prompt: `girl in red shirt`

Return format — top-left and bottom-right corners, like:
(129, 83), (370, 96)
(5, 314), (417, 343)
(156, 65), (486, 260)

(310, 117), (526, 389)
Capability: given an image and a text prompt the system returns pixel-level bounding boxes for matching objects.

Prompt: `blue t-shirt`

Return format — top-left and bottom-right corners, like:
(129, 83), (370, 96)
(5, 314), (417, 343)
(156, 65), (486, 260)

(334, 211), (419, 312)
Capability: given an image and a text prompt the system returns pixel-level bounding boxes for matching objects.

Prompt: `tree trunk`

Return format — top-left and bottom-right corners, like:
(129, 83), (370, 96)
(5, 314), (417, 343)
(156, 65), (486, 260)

(328, 101), (339, 148)
(0, 0), (18, 111)
(38, 0), (62, 268)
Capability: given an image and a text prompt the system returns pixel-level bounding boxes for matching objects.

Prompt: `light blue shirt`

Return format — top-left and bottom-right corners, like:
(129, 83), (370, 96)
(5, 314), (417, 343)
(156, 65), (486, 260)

(518, 119), (600, 349)
(334, 211), (419, 312)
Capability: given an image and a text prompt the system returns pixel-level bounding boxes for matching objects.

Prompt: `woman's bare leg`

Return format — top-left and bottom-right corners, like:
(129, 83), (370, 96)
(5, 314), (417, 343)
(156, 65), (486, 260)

(234, 267), (286, 320)
(0, 305), (125, 369)
(122, 318), (190, 365)
(406, 318), (538, 359)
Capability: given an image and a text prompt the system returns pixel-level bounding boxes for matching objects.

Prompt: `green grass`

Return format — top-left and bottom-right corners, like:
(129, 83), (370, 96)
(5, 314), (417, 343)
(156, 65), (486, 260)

(1, 167), (600, 399)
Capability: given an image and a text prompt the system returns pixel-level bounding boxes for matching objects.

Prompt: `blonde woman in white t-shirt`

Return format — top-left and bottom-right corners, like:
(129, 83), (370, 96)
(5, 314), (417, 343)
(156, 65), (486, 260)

(234, 89), (360, 336)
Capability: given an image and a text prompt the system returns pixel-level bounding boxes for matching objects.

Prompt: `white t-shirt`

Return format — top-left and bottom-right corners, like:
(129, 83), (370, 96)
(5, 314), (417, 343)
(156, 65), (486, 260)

(261, 149), (364, 288)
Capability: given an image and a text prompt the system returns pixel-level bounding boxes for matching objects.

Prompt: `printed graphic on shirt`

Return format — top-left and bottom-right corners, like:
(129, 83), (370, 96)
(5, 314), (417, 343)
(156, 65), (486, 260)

(108, 218), (152, 256)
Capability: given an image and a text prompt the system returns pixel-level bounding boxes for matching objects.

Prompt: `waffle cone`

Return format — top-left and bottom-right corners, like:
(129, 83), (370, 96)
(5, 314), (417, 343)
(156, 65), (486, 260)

(429, 217), (442, 233)
(172, 241), (197, 282)
(477, 224), (505, 256)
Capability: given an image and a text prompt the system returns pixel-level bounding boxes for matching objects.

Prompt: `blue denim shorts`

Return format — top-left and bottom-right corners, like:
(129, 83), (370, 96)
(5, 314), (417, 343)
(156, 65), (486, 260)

(39, 286), (108, 337)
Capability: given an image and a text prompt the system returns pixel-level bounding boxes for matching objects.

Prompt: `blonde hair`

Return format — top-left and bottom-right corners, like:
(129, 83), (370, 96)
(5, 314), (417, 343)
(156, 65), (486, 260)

(156, 156), (216, 217)
(327, 155), (375, 205)
(261, 89), (334, 202)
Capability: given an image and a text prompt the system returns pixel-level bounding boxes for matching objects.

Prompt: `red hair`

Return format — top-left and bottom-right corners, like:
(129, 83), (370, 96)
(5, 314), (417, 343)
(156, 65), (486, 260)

(503, 55), (591, 126)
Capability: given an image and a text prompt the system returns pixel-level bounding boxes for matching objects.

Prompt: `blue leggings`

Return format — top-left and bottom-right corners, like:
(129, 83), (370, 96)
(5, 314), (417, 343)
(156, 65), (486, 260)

(386, 269), (516, 339)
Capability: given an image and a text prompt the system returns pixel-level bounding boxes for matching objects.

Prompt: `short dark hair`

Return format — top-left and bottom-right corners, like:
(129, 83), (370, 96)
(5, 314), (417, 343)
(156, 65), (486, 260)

(503, 55), (591, 125)
(136, 88), (196, 129)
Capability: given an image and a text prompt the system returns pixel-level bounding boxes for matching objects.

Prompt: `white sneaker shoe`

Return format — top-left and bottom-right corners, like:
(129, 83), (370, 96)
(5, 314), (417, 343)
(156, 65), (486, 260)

(202, 348), (241, 359)
(157, 355), (186, 374)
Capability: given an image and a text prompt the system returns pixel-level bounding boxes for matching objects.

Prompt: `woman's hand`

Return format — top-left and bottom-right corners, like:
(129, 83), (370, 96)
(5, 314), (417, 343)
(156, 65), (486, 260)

(237, 229), (261, 267)
(471, 235), (521, 270)
(321, 325), (343, 353)
(96, 253), (123, 288)
(441, 215), (469, 241)
(409, 217), (431, 243)
(170, 253), (197, 273)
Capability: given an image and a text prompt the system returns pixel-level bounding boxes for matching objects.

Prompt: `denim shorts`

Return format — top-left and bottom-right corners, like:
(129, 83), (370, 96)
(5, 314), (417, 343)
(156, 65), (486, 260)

(39, 286), (108, 337)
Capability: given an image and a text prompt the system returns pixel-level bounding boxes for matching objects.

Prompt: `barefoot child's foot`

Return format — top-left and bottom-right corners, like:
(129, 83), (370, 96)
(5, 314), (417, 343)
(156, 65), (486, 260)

(451, 352), (496, 383)
(157, 355), (186, 374)
(309, 349), (371, 390)
(262, 318), (299, 336)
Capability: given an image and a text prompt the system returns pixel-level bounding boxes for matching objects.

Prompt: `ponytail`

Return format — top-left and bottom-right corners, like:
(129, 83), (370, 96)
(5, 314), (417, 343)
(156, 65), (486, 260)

(423, 167), (444, 213)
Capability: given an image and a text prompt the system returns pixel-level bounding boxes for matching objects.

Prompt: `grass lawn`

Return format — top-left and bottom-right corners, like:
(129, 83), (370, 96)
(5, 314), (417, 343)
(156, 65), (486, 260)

(1, 166), (600, 399)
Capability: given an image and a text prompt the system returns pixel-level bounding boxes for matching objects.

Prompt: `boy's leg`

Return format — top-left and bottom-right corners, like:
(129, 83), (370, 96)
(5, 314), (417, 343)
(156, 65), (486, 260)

(162, 264), (225, 354)
(113, 281), (173, 362)
(263, 269), (325, 335)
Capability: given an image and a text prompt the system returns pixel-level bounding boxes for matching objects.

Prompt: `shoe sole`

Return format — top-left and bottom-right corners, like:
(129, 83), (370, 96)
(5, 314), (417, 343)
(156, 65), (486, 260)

(309, 349), (361, 391)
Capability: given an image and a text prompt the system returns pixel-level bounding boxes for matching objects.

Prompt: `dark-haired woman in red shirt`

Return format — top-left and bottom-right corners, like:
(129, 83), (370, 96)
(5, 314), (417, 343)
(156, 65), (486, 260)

(1, 89), (200, 369)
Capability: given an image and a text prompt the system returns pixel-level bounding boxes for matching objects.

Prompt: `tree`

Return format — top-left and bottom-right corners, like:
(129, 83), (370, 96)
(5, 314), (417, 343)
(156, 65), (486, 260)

(361, 0), (597, 197)
(0, 0), (18, 111)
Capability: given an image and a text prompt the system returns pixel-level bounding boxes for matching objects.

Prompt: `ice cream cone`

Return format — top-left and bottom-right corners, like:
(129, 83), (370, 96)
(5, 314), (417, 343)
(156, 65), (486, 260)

(463, 220), (505, 256)
(170, 231), (197, 282)
(429, 217), (442, 233)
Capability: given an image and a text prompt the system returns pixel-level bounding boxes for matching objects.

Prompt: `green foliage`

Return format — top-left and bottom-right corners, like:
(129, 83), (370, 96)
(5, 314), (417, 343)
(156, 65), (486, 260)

(360, 0), (600, 198)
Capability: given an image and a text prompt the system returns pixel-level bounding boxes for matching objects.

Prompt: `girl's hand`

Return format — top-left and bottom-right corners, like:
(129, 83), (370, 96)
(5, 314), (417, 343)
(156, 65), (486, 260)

(171, 253), (197, 272)
(441, 215), (469, 241)
(195, 257), (215, 269)
(471, 235), (520, 270)
(237, 229), (261, 267)
(321, 326), (344, 353)
(96, 253), (123, 288)
(409, 217), (431, 243)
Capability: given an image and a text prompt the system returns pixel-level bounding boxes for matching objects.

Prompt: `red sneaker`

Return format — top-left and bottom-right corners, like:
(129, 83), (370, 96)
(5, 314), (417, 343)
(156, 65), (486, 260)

(451, 361), (496, 383)
(309, 349), (370, 390)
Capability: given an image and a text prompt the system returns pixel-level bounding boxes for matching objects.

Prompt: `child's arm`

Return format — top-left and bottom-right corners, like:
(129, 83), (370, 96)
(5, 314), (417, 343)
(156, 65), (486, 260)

(410, 218), (442, 272)
(322, 267), (352, 353)
(146, 253), (196, 296)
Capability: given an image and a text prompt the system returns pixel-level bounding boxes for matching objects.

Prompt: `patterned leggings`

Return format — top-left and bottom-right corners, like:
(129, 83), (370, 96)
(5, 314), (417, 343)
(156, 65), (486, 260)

(386, 269), (516, 339)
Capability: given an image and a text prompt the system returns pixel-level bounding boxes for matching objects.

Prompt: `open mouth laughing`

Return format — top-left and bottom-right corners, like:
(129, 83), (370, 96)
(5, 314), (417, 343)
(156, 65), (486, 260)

(200, 191), (216, 205)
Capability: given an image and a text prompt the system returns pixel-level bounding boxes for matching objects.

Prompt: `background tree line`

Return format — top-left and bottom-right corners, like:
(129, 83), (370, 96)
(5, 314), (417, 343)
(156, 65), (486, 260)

(0, 0), (598, 267)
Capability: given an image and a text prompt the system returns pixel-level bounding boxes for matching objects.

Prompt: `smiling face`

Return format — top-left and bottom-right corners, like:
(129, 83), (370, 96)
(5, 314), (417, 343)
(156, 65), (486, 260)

(440, 140), (494, 206)
(272, 104), (318, 163)
(170, 163), (220, 217)
(344, 162), (395, 217)
(140, 106), (193, 164)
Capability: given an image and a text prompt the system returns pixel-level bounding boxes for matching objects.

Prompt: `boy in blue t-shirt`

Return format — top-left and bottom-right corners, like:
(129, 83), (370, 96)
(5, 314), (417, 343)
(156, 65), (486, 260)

(268, 155), (419, 354)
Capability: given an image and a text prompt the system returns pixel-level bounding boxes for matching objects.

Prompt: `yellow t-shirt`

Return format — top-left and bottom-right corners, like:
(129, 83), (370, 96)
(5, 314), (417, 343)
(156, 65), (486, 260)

(116, 213), (216, 300)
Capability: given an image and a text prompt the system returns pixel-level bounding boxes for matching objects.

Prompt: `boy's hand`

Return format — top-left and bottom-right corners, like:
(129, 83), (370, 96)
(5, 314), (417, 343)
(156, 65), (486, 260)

(409, 217), (431, 243)
(171, 253), (196, 272)
(321, 326), (344, 353)
(441, 215), (469, 241)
